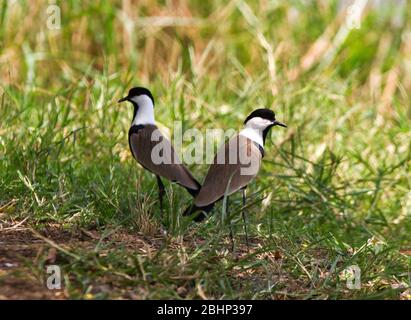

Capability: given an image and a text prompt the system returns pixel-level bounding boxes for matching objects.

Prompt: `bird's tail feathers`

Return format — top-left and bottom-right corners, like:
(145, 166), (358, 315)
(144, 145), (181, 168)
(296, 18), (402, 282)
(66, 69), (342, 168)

(183, 202), (214, 222)
(182, 178), (201, 198)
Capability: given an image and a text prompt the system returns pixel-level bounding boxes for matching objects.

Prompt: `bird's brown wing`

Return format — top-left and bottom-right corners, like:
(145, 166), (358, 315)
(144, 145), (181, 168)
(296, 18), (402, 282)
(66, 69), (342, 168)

(129, 124), (200, 191)
(194, 135), (262, 207)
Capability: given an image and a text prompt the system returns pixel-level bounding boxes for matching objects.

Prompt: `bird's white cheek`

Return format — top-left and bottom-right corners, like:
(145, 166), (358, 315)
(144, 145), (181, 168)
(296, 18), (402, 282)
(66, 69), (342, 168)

(130, 95), (155, 125)
(130, 95), (152, 107)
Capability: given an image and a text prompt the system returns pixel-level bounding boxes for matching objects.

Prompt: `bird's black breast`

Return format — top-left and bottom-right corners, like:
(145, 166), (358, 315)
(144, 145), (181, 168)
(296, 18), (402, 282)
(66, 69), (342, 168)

(128, 124), (145, 159)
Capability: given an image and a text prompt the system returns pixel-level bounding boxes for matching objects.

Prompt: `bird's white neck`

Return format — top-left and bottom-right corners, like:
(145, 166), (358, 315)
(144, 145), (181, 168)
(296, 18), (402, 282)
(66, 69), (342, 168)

(239, 126), (264, 147)
(130, 95), (155, 126)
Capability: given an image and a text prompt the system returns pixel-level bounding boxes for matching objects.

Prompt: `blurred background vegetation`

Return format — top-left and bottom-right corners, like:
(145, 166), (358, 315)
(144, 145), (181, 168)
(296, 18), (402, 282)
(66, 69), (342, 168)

(0, 0), (410, 299)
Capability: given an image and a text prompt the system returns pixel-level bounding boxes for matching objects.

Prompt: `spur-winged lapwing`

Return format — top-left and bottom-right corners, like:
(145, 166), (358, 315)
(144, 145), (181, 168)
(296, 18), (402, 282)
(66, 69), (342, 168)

(184, 108), (286, 243)
(118, 87), (201, 210)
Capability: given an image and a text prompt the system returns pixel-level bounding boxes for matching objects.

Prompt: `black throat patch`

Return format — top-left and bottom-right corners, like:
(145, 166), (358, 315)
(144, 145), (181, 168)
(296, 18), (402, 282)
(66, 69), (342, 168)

(262, 124), (274, 145)
(131, 101), (139, 121)
(253, 141), (265, 158)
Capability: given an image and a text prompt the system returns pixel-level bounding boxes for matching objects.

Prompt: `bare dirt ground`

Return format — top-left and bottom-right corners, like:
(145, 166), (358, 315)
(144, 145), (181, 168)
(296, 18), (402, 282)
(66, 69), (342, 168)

(0, 224), (288, 300)
(0, 225), (152, 299)
(0, 227), (72, 299)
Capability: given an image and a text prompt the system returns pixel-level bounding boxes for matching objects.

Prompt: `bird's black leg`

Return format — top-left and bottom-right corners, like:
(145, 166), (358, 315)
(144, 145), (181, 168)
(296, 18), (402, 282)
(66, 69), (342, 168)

(229, 224), (235, 252)
(242, 188), (249, 250)
(226, 196), (235, 252)
(156, 175), (165, 211)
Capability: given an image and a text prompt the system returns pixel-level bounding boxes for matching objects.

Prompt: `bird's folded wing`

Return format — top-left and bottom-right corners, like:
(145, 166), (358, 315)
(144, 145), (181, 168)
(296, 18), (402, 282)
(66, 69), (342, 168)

(194, 135), (262, 207)
(129, 125), (199, 190)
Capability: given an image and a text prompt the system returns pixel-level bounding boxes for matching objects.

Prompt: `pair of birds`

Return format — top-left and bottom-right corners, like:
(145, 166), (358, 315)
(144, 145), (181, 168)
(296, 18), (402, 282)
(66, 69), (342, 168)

(118, 87), (286, 227)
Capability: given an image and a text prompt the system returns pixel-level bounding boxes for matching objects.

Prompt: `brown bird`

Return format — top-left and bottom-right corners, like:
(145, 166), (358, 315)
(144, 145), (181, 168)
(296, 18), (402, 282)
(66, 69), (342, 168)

(184, 108), (286, 244)
(118, 87), (201, 210)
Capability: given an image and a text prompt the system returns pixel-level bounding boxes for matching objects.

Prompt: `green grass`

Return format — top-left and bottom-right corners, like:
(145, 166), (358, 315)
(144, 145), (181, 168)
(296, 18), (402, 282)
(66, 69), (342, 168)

(0, 0), (410, 299)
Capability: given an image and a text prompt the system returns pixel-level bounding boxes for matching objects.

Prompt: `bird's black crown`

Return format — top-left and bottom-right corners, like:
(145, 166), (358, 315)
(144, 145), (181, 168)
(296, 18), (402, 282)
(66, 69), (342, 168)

(244, 108), (275, 124)
(127, 87), (155, 105)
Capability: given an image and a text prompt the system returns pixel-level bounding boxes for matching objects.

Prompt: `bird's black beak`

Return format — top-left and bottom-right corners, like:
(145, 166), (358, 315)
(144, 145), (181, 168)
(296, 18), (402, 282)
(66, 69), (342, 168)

(118, 96), (129, 103)
(273, 120), (287, 128)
